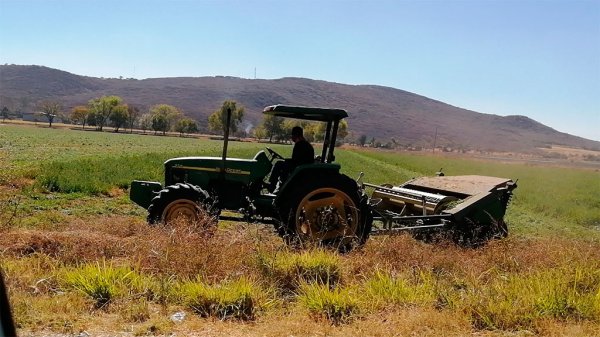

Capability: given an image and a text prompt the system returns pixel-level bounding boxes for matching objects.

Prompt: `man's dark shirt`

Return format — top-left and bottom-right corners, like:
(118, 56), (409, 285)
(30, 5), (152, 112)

(291, 139), (314, 166)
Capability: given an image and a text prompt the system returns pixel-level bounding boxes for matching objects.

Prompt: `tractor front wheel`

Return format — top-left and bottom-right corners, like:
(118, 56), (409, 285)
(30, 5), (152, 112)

(278, 175), (372, 252)
(147, 183), (218, 228)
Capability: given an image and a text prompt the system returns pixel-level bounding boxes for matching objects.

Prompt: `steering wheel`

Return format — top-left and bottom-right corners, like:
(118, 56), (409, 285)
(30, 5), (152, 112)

(266, 147), (284, 161)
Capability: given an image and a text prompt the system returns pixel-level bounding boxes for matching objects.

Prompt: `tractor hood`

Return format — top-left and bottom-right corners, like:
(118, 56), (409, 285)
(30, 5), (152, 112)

(164, 155), (272, 187)
(166, 156), (255, 175)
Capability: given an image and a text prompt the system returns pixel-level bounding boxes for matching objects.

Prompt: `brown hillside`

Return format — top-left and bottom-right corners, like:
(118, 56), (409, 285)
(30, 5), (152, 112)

(1, 64), (598, 152)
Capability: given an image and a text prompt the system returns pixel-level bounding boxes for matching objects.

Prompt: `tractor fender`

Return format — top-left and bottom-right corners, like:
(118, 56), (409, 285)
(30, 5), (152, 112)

(273, 163), (341, 209)
(130, 180), (163, 209)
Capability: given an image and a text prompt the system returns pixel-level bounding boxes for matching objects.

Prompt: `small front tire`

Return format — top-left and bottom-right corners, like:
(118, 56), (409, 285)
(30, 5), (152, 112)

(147, 183), (218, 226)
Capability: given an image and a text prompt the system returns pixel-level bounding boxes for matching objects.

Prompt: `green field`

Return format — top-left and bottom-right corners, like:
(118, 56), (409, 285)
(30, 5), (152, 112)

(1, 124), (599, 336)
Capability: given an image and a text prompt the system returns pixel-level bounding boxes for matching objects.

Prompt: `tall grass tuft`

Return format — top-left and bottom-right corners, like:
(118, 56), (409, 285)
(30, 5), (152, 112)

(61, 260), (151, 309)
(298, 282), (359, 325)
(177, 277), (267, 320)
(258, 249), (341, 292)
(460, 266), (600, 330)
(362, 269), (437, 309)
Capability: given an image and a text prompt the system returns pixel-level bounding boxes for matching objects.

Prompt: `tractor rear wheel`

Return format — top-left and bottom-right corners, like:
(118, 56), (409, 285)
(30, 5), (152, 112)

(277, 175), (372, 252)
(147, 183), (218, 227)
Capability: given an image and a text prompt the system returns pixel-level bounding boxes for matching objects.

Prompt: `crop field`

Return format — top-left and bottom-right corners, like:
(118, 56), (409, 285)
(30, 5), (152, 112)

(1, 123), (599, 337)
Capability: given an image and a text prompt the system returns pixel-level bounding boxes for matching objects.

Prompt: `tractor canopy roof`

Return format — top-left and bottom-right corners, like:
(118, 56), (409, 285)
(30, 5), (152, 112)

(263, 104), (348, 122)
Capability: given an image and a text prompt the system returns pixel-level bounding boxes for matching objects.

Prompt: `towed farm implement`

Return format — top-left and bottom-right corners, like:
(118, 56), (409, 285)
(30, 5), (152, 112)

(131, 105), (516, 251)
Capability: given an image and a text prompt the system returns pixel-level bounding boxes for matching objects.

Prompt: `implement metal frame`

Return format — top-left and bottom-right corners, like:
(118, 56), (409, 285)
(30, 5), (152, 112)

(363, 182), (453, 235)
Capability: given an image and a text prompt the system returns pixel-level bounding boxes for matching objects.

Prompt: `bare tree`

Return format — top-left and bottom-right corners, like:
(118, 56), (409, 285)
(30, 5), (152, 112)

(37, 100), (62, 127)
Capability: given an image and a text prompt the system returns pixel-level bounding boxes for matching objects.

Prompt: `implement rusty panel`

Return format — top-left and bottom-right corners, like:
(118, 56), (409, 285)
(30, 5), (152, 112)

(403, 175), (512, 196)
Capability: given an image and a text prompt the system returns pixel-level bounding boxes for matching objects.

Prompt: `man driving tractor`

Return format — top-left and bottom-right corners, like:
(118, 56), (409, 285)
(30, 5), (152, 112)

(267, 126), (314, 192)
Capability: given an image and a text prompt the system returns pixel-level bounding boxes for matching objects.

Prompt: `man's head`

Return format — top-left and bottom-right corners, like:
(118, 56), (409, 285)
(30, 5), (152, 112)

(291, 126), (304, 142)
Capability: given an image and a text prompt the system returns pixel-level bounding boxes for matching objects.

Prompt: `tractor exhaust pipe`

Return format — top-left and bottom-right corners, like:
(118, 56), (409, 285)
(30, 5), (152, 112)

(221, 107), (232, 173)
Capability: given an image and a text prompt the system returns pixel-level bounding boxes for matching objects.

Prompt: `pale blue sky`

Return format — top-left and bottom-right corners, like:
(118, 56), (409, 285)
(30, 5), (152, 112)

(1, 0), (599, 141)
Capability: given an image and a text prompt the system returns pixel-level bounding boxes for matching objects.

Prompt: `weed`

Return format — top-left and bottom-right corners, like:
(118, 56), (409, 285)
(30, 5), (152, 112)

(177, 277), (266, 320)
(258, 249), (341, 292)
(298, 282), (359, 325)
(460, 266), (600, 330)
(61, 260), (151, 309)
(121, 299), (151, 323)
(362, 269), (436, 309)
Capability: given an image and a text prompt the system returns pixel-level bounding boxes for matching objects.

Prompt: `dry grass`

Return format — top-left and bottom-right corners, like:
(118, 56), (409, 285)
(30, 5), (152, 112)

(2, 216), (599, 336)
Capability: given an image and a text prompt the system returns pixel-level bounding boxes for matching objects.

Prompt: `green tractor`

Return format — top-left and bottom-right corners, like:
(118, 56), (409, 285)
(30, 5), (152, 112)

(130, 104), (517, 250)
(130, 105), (373, 250)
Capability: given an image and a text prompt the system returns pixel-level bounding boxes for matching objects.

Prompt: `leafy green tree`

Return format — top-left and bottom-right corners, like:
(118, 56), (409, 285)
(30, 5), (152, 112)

(358, 134), (367, 146)
(259, 114), (284, 142)
(281, 120), (297, 142)
(151, 113), (168, 135)
(71, 106), (90, 130)
(86, 111), (97, 127)
(139, 113), (152, 134)
(0, 97), (14, 115)
(149, 104), (182, 135)
(337, 120), (348, 140)
(88, 95), (123, 131)
(186, 120), (199, 134)
(303, 122), (319, 143)
(109, 104), (129, 132)
(174, 118), (198, 136)
(314, 120), (347, 144)
(252, 125), (267, 140)
(37, 100), (62, 127)
(127, 105), (140, 133)
(208, 100), (244, 135)
(1, 107), (10, 122)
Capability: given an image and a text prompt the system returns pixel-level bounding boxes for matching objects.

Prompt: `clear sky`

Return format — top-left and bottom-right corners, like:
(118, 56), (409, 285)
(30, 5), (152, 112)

(1, 0), (599, 141)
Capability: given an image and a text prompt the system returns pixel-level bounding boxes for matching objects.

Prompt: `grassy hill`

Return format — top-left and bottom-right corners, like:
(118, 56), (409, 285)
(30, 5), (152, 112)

(1, 64), (599, 152)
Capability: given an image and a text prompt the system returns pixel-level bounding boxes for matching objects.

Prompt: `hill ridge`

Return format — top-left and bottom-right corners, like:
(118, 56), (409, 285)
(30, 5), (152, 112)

(1, 64), (598, 152)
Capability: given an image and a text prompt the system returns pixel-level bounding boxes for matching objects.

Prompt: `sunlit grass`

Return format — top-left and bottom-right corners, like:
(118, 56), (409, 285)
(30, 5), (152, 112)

(258, 249), (341, 292)
(362, 269), (437, 309)
(176, 277), (270, 320)
(2, 123), (600, 335)
(298, 282), (359, 325)
(6, 124), (599, 236)
(61, 260), (152, 308)
(459, 266), (600, 330)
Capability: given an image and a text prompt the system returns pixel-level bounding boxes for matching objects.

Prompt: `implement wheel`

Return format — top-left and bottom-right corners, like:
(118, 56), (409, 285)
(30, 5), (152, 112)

(147, 183), (218, 226)
(451, 217), (509, 248)
(278, 175), (372, 252)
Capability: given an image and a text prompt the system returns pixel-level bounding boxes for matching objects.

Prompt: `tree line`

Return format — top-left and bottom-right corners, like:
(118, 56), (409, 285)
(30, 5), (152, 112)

(1, 97), (350, 144)
(70, 96), (199, 135)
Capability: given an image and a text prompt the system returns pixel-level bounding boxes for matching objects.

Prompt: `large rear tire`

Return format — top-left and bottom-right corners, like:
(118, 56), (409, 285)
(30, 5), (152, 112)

(277, 175), (372, 252)
(147, 183), (218, 227)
